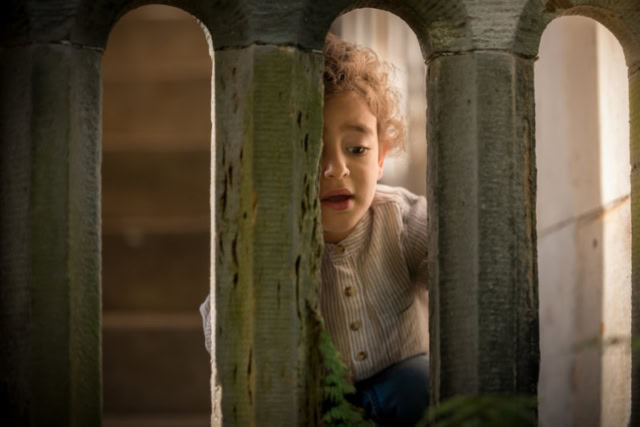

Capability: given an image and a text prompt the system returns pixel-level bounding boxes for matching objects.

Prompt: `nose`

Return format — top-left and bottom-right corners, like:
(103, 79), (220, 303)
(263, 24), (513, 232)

(322, 150), (349, 179)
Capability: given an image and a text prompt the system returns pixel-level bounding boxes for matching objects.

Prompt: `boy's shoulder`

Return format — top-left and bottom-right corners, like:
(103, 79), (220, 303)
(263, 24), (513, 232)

(372, 186), (428, 268)
(372, 184), (425, 212)
(371, 185), (428, 260)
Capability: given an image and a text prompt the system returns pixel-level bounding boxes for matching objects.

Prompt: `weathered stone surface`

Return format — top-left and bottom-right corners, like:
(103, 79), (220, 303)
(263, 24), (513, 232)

(2, 0), (468, 58)
(515, 0), (640, 70)
(427, 50), (539, 400)
(3, 0), (640, 62)
(630, 67), (640, 427)
(0, 44), (101, 426)
(214, 44), (324, 426)
(5, 0), (640, 424)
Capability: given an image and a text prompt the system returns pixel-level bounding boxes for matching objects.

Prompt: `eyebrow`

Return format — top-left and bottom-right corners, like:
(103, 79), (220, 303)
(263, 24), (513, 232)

(340, 123), (374, 135)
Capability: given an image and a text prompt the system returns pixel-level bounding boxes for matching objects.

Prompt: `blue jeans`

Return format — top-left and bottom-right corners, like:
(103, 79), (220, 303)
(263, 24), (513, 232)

(350, 354), (430, 427)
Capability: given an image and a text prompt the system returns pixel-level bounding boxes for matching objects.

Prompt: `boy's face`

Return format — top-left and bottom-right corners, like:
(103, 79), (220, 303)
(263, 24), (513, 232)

(320, 92), (386, 243)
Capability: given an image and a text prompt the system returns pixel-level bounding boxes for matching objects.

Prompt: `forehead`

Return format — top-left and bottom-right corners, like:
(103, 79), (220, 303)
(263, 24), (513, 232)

(323, 92), (377, 132)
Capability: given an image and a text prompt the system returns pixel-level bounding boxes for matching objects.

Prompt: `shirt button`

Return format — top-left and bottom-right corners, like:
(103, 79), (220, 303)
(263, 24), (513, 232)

(355, 351), (367, 361)
(335, 244), (345, 254)
(344, 286), (355, 297)
(350, 321), (361, 331)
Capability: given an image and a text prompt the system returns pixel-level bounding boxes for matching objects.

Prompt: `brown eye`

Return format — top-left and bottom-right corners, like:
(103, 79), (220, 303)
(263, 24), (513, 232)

(347, 146), (369, 155)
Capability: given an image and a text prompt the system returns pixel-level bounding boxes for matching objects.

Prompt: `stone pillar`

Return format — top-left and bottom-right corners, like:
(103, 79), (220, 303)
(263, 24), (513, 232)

(0, 44), (102, 425)
(213, 44), (324, 426)
(426, 50), (539, 401)
(630, 66), (640, 427)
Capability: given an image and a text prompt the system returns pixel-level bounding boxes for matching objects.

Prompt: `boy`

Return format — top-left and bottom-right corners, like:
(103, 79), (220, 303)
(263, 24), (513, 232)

(319, 34), (429, 426)
(201, 34), (429, 426)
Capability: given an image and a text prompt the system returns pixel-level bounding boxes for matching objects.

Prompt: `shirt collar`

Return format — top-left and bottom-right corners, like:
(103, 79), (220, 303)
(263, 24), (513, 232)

(325, 208), (373, 261)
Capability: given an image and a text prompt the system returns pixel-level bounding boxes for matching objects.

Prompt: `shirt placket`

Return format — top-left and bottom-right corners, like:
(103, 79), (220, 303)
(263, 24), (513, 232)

(333, 244), (371, 379)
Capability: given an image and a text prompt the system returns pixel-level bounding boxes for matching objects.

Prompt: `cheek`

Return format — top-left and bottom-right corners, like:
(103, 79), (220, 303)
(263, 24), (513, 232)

(350, 163), (379, 199)
(364, 159), (382, 184)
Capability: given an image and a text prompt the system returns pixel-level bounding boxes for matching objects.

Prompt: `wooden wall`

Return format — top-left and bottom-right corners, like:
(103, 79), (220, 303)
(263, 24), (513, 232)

(101, 5), (211, 426)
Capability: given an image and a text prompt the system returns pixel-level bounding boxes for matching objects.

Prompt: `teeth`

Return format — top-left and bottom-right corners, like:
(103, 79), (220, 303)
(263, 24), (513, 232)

(327, 195), (350, 201)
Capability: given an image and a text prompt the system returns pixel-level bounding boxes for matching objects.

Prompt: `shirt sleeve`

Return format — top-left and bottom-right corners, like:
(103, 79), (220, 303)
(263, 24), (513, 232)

(199, 295), (212, 354)
(401, 192), (428, 290)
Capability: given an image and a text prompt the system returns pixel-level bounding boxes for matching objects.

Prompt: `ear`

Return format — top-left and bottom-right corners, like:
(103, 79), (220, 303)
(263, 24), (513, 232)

(377, 144), (388, 180)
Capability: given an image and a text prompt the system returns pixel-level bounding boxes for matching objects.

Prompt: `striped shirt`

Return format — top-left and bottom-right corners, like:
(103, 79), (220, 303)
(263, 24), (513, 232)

(321, 184), (429, 381)
(199, 184), (428, 381)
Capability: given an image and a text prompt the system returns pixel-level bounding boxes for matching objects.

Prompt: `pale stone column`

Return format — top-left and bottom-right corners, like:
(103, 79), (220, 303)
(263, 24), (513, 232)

(426, 50), (539, 401)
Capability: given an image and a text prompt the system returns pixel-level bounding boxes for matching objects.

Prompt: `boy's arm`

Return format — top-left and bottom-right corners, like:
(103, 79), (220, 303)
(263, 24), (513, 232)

(402, 193), (429, 290)
(199, 295), (212, 354)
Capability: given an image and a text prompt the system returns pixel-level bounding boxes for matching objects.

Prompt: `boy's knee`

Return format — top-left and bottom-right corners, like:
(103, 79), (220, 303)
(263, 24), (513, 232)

(378, 355), (430, 426)
(395, 354), (429, 392)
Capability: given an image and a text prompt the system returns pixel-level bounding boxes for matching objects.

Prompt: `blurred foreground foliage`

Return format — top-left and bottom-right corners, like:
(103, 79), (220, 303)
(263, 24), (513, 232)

(319, 313), (639, 426)
(419, 394), (537, 427)
(417, 334), (640, 426)
(320, 326), (374, 427)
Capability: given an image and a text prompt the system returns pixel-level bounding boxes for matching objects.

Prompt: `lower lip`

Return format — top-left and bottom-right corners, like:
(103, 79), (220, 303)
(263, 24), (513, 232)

(322, 197), (353, 211)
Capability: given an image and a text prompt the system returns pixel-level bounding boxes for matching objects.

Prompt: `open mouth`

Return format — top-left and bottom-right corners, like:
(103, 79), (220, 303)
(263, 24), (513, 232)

(321, 194), (354, 210)
(322, 194), (353, 203)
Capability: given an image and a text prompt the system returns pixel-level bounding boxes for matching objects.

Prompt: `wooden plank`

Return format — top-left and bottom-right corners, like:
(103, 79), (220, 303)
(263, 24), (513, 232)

(102, 79), (211, 148)
(102, 150), (210, 222)
(102, 133), (210, 152)
(103, 14), (211, 83)
(103, 231), (209, 311)
(103, 325), (210, 414)
(103, 415), (209, 427)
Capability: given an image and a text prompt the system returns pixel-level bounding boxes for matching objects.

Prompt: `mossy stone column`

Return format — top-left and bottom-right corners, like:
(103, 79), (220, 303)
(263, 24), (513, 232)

(427, 50), (539, 401)
(0, 44), (102, 425)
(213, 44), (324, 426)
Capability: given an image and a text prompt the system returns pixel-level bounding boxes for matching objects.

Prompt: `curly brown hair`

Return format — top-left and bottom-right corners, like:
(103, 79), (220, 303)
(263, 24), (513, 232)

(323, 33), (406, 154)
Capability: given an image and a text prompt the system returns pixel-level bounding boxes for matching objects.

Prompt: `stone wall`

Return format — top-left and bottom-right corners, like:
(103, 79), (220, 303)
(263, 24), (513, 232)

(535, 16), (631, 427)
